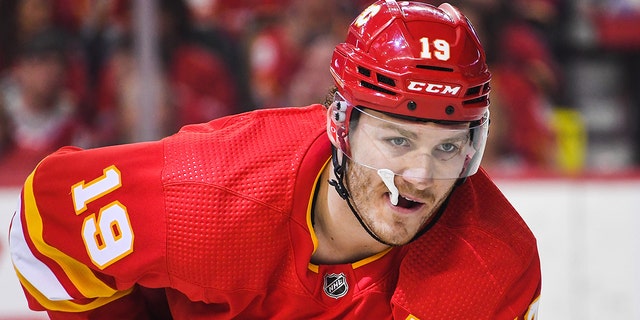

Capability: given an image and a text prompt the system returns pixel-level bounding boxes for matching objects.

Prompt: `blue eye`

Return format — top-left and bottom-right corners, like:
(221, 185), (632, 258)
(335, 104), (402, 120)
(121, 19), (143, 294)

(433, 143), (462, 161)
(388, 137), (410, 147)
(438, 143), (458, 153)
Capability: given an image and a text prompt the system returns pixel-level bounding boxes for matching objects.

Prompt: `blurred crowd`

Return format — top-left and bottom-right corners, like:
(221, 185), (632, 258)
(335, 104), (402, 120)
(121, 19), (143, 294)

(0, 0), (639, 186)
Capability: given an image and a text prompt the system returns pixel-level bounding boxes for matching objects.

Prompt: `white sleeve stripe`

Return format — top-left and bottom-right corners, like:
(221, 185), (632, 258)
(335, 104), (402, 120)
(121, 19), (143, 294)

(9, 194), (73, 301)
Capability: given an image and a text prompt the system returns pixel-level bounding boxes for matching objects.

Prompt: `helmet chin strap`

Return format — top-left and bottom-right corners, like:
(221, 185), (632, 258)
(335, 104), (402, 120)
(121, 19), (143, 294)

(327, 146), (350, 200)
(328, 147), (395, 246)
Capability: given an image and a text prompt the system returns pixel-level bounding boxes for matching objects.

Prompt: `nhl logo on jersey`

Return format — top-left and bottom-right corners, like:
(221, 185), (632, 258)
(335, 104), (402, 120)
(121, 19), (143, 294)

(323, 273), (348, 299)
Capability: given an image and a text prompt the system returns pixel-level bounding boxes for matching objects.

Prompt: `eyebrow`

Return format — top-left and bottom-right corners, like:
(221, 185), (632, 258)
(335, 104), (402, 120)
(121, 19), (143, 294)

(378, 122), (469, 143)
(441, 131), (470, 144)
(379, 122), (420, 140)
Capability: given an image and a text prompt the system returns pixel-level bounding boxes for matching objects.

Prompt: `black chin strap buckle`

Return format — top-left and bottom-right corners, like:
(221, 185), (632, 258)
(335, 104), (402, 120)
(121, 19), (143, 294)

(328, 147), (350, 200)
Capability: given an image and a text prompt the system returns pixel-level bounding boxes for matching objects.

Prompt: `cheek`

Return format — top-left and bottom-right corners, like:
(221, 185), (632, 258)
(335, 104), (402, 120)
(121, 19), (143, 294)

(346, 161), (365, 186)
(432, 180), (457, 199)
(346, 161), (378, 194)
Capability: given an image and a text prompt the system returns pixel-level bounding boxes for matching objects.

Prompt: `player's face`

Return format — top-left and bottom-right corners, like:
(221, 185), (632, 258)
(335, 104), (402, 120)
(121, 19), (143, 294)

(344, 109), (462, 245)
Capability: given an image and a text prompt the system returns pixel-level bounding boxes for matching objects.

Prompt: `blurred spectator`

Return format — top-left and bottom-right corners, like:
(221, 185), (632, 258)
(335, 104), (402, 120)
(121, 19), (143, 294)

(92, 36), (172, 145)
(283, 0), (358, 106)
(246, 5), (301, 108)
(0, 0), (53, 74)
(245, 0), (359, 107)
(487, 22), (560, 170)
(0, 28), (89, 186)
(0, 0), (90, 125)
(186, 0), (256, 110)
(91, 0), (244, 145)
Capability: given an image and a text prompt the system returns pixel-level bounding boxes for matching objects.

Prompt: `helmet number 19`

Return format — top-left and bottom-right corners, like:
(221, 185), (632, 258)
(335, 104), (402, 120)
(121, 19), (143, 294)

(419, 37), (450, 61)
(71, 165), (134, 269)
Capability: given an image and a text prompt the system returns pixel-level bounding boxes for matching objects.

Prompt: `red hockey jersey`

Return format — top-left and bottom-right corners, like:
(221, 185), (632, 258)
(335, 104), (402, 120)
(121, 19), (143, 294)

(9, 104), (541, 319)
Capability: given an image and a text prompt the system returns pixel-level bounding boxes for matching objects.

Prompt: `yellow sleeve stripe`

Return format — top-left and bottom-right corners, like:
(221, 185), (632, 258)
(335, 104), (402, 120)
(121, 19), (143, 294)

(22, 170), (121, 299)
(15, 268), (134, 312)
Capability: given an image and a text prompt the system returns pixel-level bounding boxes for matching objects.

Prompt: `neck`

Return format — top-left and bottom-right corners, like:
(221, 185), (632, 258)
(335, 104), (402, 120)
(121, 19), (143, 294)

(310, 161), (390, 265)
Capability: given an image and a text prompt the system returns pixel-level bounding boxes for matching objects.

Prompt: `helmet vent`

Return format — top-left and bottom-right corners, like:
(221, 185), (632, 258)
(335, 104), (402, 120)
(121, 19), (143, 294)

(465, 85), (481, 96)
(360, 81), (397, 95)
(463, 95), (488, 105)
(357, 66), (372, 77)
(376, 73), (396, 87)
(416, 64), (454, 72)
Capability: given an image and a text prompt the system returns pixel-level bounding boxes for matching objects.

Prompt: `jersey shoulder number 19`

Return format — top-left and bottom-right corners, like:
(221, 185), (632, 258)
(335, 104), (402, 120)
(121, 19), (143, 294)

(71, 165), (134, 269)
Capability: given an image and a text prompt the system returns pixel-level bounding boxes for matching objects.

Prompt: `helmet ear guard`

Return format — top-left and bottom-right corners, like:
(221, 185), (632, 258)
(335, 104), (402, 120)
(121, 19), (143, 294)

(326, 91), (354, 157)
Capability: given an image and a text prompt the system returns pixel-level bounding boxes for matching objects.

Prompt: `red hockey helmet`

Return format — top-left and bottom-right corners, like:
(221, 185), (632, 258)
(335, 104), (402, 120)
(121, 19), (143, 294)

(327, 0), (491, 179)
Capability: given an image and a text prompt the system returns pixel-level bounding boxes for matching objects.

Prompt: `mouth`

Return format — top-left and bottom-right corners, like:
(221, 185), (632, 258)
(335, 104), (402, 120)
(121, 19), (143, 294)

(388, 193), (425, 210)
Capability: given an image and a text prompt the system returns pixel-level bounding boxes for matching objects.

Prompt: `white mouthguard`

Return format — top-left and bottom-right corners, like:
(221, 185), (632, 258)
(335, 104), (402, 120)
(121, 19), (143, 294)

(377, 168), (399, 206)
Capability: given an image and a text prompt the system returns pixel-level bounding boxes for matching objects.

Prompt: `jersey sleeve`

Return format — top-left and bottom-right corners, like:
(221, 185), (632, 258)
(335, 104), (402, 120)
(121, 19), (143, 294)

(494, 248), (541, 320)
(8, 141), (170, 318)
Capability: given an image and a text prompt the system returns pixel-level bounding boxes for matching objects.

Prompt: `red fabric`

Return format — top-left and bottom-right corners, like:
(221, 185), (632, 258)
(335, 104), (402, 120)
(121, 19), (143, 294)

(12, 105), (540, 319)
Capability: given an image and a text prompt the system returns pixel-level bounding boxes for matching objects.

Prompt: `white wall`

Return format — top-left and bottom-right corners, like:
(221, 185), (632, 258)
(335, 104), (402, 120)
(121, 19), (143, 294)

(1, 178), (639, 319)
(496, 178), (640, 319)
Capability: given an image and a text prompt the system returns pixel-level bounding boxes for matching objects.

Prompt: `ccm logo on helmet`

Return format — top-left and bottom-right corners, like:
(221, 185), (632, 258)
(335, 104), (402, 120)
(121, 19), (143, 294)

(407, 81), (461, 96)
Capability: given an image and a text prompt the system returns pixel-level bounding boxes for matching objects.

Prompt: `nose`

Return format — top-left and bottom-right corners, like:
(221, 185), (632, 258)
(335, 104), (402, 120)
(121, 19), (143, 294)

(400, 167), (434, 190)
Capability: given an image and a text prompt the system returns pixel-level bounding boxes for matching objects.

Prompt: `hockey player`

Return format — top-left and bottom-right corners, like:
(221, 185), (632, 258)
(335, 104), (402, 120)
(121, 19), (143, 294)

(9, 1), (541, 319)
